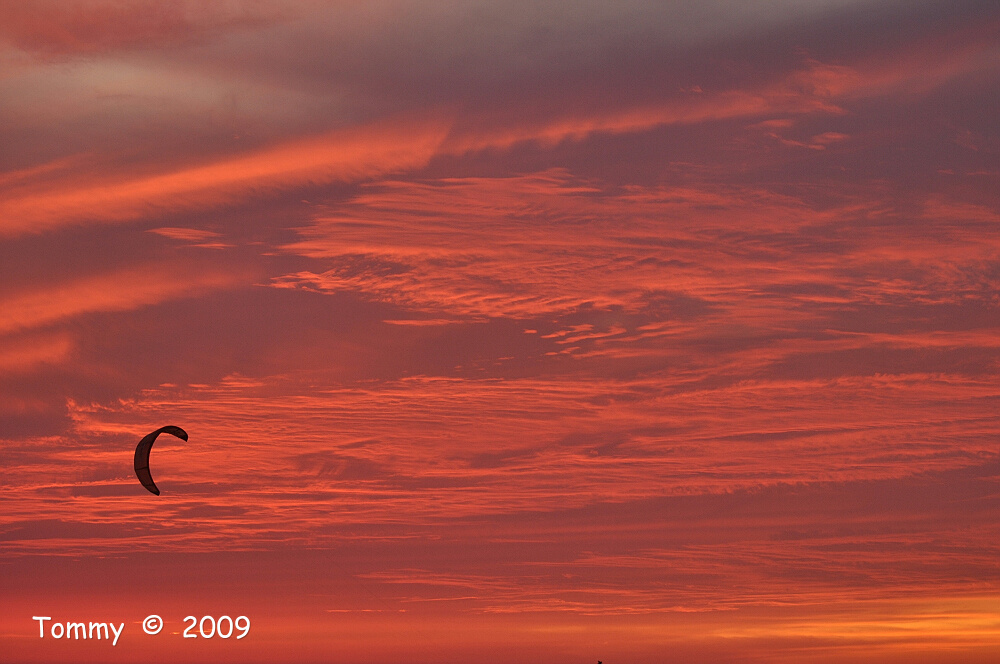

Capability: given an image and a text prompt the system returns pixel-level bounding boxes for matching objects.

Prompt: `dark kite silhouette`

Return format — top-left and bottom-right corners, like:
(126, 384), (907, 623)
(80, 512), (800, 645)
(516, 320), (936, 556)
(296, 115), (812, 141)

(134, 425), (188, 495)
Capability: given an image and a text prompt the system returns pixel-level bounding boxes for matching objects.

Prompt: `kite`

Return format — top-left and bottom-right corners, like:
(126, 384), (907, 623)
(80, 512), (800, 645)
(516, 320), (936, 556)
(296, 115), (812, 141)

(133, 425), (188, 495)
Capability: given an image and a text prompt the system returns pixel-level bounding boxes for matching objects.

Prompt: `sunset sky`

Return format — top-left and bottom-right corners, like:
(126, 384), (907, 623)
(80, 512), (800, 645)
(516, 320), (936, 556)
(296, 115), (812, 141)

(2, 1), (999, 662)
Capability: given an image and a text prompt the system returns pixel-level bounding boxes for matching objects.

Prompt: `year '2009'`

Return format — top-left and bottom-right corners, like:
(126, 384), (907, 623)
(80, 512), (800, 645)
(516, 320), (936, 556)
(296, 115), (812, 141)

(182, 615), (250, 639)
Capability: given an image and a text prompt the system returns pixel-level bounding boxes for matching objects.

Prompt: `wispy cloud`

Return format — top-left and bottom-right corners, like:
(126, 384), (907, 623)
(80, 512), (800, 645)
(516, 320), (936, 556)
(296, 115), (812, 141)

(0, 332), (72, 372)
(0, 0), (280, 55)
(275, 169), (823, 319)
(0, 112), (451, 235)
(274, 168), (1000, 343)
(0, 263), (244, 334)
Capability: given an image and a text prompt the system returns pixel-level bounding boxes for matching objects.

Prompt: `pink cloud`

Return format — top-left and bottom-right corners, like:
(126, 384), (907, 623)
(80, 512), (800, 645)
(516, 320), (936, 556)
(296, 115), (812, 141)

(0, 0), (279, 55)
(0, 263), (245, 334)
(0, 112), (452, 235)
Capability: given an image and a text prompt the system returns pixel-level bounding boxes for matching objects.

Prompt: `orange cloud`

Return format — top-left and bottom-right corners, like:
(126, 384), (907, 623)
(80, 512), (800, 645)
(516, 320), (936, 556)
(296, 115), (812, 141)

(0, 332), (73, 372)
(275, 170), (828, 319)
(0, 264), (244, 334)
(0, 112), (452, 235)
(6, 365), (989, 554)
(440, 61), (853, 156)
(275, 168), (1000, 331)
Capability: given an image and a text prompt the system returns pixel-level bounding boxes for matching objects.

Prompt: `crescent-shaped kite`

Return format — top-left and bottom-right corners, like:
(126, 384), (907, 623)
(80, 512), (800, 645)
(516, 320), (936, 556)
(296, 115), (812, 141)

(134, 425), (188, 496)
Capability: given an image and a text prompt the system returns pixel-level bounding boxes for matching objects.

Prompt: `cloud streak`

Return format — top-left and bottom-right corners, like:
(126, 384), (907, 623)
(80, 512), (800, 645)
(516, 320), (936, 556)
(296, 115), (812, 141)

(0, 264), (245, 334)
(0, 112), (451, 235)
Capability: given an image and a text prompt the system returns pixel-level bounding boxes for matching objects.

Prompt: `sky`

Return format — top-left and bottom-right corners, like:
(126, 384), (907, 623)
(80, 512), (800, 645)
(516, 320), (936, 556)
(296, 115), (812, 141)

(1, 1), (999, 662)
